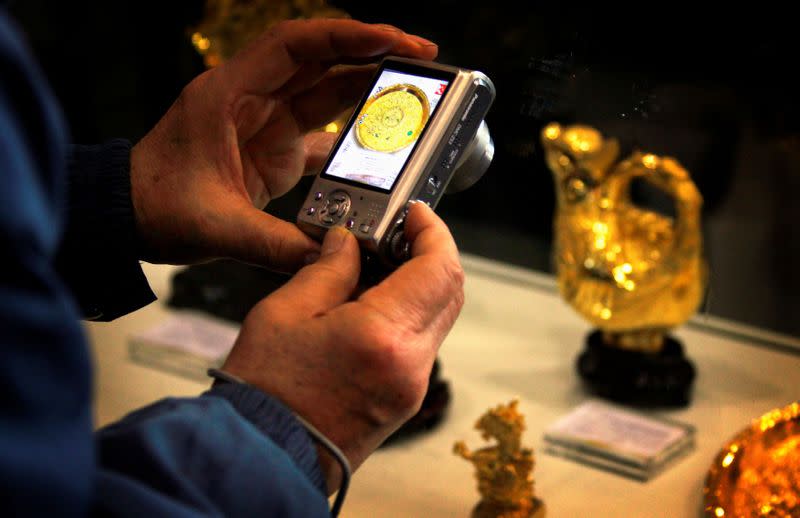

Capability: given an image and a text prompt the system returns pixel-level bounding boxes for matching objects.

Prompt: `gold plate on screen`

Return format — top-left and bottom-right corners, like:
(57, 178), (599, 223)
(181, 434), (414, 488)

(356, 84), (430, 153)
(703, 402), (800, 517)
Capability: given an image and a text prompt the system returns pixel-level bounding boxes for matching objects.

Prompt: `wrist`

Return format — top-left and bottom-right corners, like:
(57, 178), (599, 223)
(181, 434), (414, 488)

(204, 375), (328, 494)
(206, 368), (352, 515)
(129, 138), (163, 262)
(66, 139), (139, 254)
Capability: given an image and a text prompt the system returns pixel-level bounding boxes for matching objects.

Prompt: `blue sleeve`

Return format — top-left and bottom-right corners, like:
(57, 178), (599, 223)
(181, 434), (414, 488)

(56, 139), (157, 322)
(94, 384), (330, 517)
(1, 8), (329, 516)
(1, 10), (95, 517)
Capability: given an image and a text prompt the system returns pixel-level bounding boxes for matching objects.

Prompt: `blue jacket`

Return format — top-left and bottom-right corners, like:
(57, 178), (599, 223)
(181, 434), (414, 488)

(0, 9), (329, 516)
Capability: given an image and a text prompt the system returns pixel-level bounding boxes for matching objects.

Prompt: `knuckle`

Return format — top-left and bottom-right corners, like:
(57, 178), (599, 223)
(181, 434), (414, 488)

(394, 369), (431, 417)
(401, 368), (430, 412)
(364, 325), (427, 412)
(345, 314), (433, 424)
(452, 281), (466, 314)
(310, 261), (352, 289)
(356, 318), (402, 363)
(270, 19), (294, 36)
(265, 234), (286, 265)
(440, 255), (465, 293)
(178, 78), (196, 101)
(390, 381), (427, 419)
(181, 69), (211, 100)
(371, 333), (428, 414)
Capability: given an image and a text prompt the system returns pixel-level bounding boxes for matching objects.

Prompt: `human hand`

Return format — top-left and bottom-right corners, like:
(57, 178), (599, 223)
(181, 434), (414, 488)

(130, 19), (438, 271)
(221, 202), (465, 492)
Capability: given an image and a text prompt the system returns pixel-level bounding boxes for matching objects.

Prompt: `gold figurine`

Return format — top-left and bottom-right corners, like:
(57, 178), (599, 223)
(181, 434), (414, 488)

(541, 123), (706, 354)
(454, 400), (545, 518)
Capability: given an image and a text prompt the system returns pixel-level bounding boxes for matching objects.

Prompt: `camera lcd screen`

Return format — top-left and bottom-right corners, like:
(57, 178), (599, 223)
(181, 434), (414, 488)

(321, 65), (453, 192)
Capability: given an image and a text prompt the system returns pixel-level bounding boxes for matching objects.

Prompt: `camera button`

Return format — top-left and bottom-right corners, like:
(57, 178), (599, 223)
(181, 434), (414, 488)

(306, 207), (316, 216)
(359, 223), (371, 234)
(346, 219), (355, 230)
(314, 191), (324, 201)
(426, 175), (441, 195)
(318, 191), (351, 225)
(388, 230), (411, 263)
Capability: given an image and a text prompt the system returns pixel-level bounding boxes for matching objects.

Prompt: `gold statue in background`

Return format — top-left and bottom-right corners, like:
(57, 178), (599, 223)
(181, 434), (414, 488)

(454, 400), (544, 518)
(190, 0), (349, 67)
(541, 123), (706, 353)
(188, 0), (351, 133)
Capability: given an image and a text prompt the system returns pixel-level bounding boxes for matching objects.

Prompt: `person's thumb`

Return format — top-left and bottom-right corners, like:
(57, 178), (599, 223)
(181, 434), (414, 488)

(264, 227), (361, 320)
(214, 203), (320, 272)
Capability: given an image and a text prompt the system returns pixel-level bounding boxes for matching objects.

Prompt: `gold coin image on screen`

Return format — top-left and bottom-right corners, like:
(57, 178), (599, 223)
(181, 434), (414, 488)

(356, 84), (430, 153)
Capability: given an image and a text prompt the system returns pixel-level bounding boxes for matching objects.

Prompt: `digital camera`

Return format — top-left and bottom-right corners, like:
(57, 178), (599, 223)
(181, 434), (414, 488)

(297, 57), (496, 267)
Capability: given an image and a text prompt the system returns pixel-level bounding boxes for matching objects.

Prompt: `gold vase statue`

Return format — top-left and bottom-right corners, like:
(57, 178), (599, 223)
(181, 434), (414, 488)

(541, 122), (706, 353)
(541, 123), (706, 406)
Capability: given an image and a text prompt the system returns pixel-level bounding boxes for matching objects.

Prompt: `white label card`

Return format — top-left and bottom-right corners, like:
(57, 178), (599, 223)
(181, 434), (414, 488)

(545, 400), (689, 461)
(132, 312), (239, 360)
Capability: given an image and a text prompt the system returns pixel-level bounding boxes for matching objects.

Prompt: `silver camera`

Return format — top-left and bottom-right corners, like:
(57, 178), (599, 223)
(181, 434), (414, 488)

(297, 57), (495, 267)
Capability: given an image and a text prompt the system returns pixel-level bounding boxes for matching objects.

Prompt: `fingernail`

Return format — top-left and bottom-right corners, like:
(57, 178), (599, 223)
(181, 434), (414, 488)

(322, 227), (350, 256)
(375, 23), (402, 33)
(406, 199), (427, 214)
(407, 34), (438, 48)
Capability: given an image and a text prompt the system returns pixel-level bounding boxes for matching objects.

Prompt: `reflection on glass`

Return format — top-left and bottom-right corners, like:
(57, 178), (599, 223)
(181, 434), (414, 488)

(190, 0), (349, 67)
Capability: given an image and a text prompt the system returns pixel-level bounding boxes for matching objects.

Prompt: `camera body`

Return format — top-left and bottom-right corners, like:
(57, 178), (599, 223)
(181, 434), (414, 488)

(297, 57), (495, 266)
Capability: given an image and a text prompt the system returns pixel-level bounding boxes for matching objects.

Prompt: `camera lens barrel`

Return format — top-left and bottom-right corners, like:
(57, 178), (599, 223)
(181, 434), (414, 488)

(446, 121), (494, 194)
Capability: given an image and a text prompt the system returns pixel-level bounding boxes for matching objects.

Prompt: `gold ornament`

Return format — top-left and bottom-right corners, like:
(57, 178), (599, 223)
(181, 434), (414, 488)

(356, 84), (430, 153)
(704, 402), (800, 517)
(541, 123), (706, 353)
(454, 400), (545, 518)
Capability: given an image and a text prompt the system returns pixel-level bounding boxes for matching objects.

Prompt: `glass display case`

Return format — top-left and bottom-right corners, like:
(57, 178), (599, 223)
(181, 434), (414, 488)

(11, 2), (799, 516)
(13, 1), (798, 338)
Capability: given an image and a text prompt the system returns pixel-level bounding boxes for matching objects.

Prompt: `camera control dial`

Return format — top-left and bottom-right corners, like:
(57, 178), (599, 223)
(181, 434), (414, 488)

(317, 190), (351, 226)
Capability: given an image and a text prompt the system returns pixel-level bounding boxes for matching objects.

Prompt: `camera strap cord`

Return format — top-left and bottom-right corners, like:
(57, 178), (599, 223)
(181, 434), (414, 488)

(207, 368), (351, 517)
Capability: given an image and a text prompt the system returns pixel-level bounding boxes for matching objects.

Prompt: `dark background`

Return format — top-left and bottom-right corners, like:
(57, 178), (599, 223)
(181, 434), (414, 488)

(10, 2), (800, 337)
